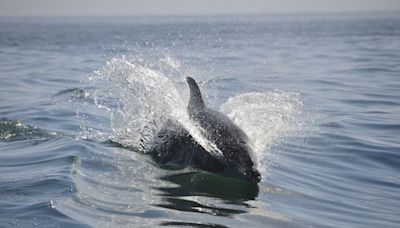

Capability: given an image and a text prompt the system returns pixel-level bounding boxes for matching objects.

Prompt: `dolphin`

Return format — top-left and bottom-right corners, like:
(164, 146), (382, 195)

(150, 77), (261, 183)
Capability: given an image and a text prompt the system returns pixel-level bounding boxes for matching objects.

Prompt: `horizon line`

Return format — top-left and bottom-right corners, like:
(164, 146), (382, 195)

(0, 10), (398, 18)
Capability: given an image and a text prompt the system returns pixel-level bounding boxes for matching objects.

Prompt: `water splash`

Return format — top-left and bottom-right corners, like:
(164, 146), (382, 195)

(88, 56), (223, 157)
(85, 55), (304, 167)
(220, 91), (304, 167)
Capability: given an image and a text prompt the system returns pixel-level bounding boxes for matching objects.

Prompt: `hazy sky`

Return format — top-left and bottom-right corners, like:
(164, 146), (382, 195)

(1, 0), (399, 16)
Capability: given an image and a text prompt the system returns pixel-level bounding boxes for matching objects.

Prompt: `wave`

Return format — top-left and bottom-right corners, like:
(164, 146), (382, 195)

(0, 119), (61, 142)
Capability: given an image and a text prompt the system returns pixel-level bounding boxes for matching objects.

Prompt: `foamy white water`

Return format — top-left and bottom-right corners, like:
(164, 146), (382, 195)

(221, 91), (304, 167)
(89, 56), (226, 157)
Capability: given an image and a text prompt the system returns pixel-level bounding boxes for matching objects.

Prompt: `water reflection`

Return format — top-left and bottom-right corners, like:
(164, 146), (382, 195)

(160, 221), (229, 228)
(154, 171), (259, 221)
(157, 171), (259, 200)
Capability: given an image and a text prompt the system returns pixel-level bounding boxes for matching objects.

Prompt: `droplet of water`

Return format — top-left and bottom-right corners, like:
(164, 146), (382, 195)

(49, 200), (56, 208)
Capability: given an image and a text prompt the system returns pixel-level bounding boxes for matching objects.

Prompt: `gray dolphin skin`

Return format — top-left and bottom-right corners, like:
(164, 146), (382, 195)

(150, 77), (261, 183)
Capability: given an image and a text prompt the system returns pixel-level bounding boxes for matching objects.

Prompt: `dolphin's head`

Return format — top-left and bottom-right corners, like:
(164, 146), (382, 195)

(223, 143), (261, 183)
(223, 161), (261, 184)
(242, 165), (261, 183)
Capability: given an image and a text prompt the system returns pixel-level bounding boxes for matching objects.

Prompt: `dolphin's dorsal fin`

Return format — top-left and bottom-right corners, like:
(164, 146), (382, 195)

(186, 77), (205, 114)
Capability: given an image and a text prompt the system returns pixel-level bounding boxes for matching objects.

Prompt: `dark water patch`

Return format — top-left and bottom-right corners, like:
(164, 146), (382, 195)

(320, 121), (345, 129)
(351, 66), (398, 73)
(160, 221), (229, 228)
(0, 119), (58, 141)
(155, 197), (246, 217)
(101, 139), (138, 151)
(54, 87), (87, 98)
(52, 87), (95, 103)
(349, 122), (400, 131)
(339, 98), (400, 107)
(157, 171), (259, 200)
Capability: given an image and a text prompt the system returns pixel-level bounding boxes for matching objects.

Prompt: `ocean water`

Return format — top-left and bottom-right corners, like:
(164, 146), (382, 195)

(0, 13), (399, 227)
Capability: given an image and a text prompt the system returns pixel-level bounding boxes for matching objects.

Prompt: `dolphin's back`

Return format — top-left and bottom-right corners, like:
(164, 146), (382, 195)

(184, 76), (260, 182)
(186, 76), (251, 149)
(199, 108), (248, 144)
(149, 119), (226, 172)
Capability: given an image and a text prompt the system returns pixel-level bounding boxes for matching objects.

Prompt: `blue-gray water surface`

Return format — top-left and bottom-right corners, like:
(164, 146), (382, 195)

(1, 13), (399, 227)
